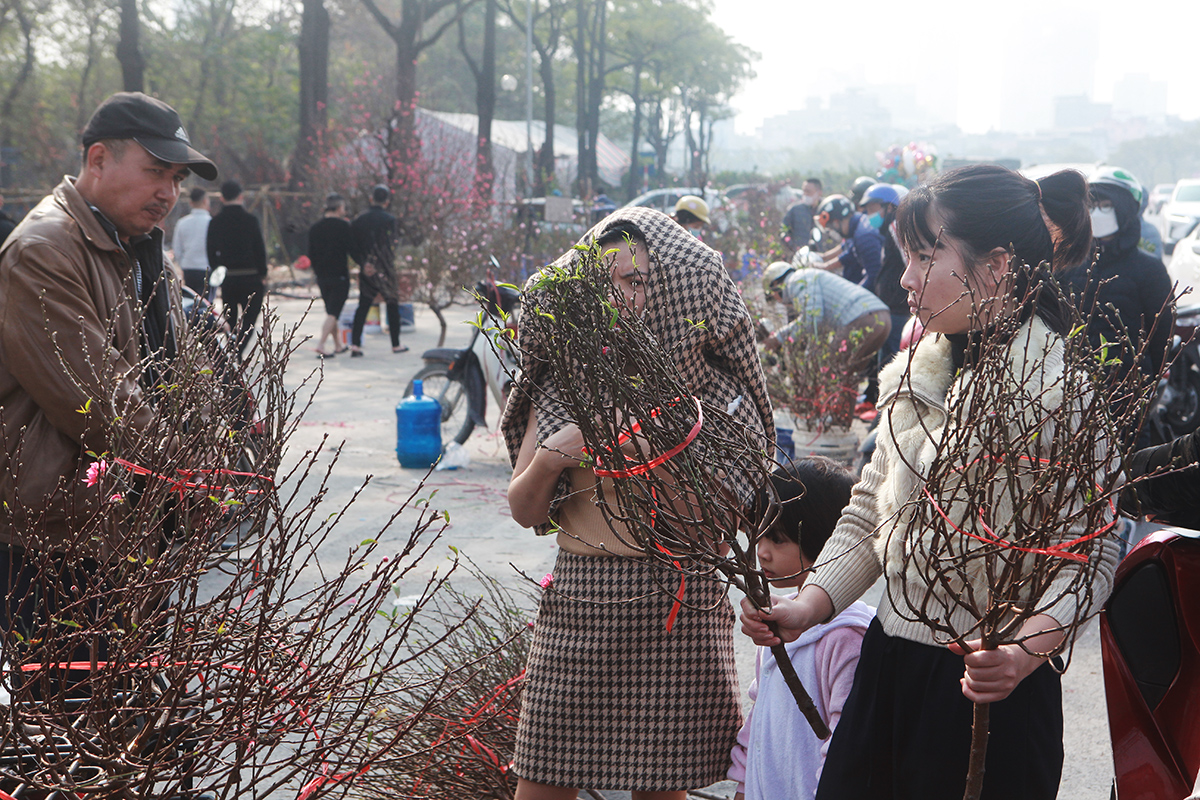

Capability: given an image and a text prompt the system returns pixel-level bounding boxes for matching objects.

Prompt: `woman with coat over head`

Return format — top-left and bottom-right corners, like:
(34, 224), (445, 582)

(503, 206), (774, 800)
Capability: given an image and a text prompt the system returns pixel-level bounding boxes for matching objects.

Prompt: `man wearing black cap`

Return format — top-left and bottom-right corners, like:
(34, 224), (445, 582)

(207, 179), (268, 355)
(0, 92), (216, 654)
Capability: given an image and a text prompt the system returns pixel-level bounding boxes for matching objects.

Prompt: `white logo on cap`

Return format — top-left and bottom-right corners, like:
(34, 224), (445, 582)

(175, 126), (191, 143)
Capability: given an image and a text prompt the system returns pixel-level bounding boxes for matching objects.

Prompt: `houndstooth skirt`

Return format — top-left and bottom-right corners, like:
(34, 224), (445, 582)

(513, 550), (742, 791)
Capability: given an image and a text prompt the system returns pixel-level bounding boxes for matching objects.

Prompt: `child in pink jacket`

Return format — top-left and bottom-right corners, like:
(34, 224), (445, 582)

(730, 458), (874, 800)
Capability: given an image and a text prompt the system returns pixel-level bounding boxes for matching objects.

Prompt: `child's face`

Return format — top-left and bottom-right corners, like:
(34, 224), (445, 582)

(757, 527), (812, 589)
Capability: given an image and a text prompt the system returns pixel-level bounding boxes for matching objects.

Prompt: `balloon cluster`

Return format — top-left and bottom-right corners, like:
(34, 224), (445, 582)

(876, 142), (939, 187)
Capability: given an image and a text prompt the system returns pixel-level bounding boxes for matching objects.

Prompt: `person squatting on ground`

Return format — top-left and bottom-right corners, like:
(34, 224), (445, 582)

(729, 458), (873, 800)
(349, 184), (406, 356)
(759, 261), (892, 378)
(0, 91), (216, 678)
(307, 192), (356, 358)
(502, 207), (774, 800)
(206, 179), (267, 356)
(171, 186), (212, 297)
(741, 165), (1121, 800)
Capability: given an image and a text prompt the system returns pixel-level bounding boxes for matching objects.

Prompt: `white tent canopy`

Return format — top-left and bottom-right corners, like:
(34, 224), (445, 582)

(419, 109), (631, 196)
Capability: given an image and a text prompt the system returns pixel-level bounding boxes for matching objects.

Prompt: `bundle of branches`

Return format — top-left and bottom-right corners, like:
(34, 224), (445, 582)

(882, 261), (1172, 800)
(351, 561), (534, 800)
(760, 313), (865, 433)
(516, 238), (830, 737)
(0, 303), (503, 799)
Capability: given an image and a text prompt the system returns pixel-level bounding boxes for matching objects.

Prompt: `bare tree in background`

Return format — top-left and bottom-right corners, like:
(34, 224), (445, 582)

(115, 0), (144, 91)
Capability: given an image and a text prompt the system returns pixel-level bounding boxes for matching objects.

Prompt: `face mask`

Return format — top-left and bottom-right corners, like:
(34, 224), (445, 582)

(866, 212), (885, 230)
(803, 194), (820, 207)
(1090, 207), (1119, 239)
(689, 227), (703, 239)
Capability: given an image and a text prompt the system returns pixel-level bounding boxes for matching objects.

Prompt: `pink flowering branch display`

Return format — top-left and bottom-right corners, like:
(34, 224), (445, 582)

(751, 295), (866, 433)
(513, 240), (831, 738)
(879, 261), (1174, 800)
(0, 301), (522, 799)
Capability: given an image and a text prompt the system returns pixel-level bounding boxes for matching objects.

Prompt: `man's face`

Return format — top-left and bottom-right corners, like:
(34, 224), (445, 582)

(86, 142), (188, 239)
(802, 182), (822, 206)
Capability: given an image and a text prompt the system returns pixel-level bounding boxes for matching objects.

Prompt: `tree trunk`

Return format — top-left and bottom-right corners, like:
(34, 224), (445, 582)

(389, 4), (426, 183)
(584, 0), (605, 191)
(624, 64), (642, 201)
(0, 0), (33, 188)
(290, 0), (330, 193)
(74, 1), (103, 133)
(573, 0), (587, 197)
(472, 0), (497, 203)
(116, 0), (145, 92)
(536, 47), (556, 194)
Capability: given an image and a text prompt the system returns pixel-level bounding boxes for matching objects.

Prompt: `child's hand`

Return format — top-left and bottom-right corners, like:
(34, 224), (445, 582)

(948, 615), (1066, 704)
(739, 586), (833, 646)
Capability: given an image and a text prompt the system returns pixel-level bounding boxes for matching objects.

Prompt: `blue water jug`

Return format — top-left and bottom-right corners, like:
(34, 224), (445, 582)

(396, 379), (443, 468)
(775, 428), (795, 464)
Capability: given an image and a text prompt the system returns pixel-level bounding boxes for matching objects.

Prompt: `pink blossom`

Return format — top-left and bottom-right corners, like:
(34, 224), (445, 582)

(85, 459), (108, 487)
(539, 573), (554, 589)
(108, 493), (124, 503)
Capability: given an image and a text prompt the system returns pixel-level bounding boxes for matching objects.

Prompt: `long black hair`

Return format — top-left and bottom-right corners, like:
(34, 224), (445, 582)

(896, 164), (1091, 335)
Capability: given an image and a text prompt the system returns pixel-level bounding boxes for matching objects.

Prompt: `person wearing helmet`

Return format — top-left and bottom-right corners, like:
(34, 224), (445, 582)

(1062, 166), (1173, 445)
(849, 176), (877, 209)
(856, 183), (909, 416)
(673, 195), (709, 238)
(758, 261), (892, 377)
(814, 194), (885, 294)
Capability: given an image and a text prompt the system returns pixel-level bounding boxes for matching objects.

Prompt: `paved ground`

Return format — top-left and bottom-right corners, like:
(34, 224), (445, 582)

(269, 290), (1124, 800)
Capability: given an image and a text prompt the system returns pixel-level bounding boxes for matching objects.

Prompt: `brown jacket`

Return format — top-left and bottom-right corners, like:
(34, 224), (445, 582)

(0, 176), (184, 553)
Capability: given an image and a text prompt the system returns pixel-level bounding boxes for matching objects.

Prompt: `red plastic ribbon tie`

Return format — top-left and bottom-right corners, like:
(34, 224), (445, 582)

(922, 487), (1113, 563)
(592, 397), (703, 478)
(112, 456), (274, 497)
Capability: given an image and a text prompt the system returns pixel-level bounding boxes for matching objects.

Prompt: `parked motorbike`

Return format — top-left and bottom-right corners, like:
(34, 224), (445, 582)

(1101, 527), (1200, 799)
(404, 276), (521, 445)
(1146, 304), (1200, 447)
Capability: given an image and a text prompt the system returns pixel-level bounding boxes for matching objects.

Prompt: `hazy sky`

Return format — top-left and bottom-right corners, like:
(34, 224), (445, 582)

(710, 0), (1200, 135)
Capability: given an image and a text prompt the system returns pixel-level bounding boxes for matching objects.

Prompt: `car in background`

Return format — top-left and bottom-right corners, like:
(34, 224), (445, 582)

(1162, 179), (1200, 254)
(1168, 219), (1200, 300)
(623, 186), (721, 215)
(1149, 183), (1176, 215)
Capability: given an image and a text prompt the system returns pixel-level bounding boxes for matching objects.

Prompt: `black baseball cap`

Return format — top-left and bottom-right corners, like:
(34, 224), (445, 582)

(82, 92), (218, 181)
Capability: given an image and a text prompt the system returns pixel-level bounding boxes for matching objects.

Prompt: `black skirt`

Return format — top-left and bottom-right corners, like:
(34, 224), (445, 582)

(815, 618), (1064, 800)
(513, 550), (742, 791)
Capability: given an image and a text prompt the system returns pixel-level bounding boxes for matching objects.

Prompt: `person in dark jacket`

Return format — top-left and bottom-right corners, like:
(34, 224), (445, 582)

(349, 184), (405, 355)
(1061, 167), (1173, 447)
(308, 193), (356, 357)
(207, 179), (267, 356)
(782, 178), (822, 253)
(856, 183), (908, 412)
(1120, 427), (1200, 530)
(814, 195), (884, 292)
(0, 195), (17, 247)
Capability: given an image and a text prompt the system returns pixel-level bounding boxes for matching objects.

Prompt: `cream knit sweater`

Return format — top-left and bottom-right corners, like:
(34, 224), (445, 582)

(808, 317), (1120, 648)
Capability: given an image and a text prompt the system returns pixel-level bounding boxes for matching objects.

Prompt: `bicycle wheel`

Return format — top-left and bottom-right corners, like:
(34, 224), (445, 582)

(406, 363), (476, 445)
